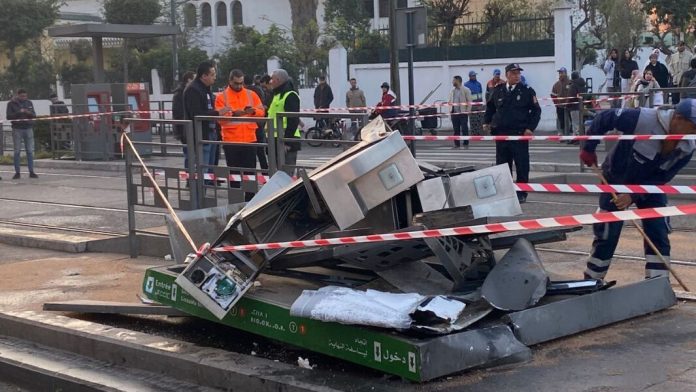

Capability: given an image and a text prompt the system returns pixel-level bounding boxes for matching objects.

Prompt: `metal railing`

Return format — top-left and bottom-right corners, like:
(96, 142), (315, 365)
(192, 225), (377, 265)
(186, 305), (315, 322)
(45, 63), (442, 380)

(193, 116), (277, 208)
(124, 118), (196, 258)
(273, 112), (368, 175)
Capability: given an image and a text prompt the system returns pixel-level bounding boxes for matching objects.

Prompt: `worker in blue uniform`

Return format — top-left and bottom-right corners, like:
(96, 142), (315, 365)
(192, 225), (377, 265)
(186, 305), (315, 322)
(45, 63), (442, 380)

(579, 99), (696, 280)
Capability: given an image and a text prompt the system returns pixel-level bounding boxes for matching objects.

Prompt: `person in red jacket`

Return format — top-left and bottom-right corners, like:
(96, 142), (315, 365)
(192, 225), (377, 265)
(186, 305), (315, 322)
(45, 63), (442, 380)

(373, 82), (398, 119)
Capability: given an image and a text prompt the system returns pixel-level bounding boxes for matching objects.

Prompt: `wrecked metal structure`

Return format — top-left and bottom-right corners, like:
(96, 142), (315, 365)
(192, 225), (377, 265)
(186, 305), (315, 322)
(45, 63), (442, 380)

(143, 118), (677, 381)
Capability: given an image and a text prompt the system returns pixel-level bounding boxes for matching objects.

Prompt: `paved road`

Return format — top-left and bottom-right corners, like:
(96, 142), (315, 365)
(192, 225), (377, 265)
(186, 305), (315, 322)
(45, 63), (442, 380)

(295, 140), (592, 169)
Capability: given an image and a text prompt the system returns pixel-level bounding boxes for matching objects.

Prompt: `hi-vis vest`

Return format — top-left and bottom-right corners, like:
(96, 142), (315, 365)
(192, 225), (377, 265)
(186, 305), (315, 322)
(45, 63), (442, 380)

(267, 90), (301, 138)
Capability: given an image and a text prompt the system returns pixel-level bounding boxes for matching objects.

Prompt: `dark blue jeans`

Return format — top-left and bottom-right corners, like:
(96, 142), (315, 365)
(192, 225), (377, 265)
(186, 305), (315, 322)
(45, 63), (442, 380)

(12, 127), (34, 174)
(585, 193), (671, 280)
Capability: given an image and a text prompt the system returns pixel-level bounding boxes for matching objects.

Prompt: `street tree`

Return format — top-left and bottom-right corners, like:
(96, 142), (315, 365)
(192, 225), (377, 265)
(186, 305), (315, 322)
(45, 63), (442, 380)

(0, 0), (60, 69)
(602, 0), (645, 56)
(103, 0), (162, 83)
(641, 0), (696, 52)
(572, 0), (605, 69)
(422, 0), (472, 48)
(103, 0), (162, 25)
(289, 0), (328, 85)
(323, 0), (372, 50)
(217, 25), (299, 88)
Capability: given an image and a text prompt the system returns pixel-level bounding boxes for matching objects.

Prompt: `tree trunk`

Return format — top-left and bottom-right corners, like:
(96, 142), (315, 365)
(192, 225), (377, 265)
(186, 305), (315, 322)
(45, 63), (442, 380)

(289, 0), (318, 42)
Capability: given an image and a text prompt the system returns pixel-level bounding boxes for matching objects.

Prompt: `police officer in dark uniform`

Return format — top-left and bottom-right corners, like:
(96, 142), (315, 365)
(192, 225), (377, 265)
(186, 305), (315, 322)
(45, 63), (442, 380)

(483, 63), (542, 203)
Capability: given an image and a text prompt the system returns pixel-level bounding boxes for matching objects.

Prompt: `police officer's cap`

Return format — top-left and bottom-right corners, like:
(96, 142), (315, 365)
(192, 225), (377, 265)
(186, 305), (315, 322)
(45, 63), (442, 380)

(505, 63), (524, 73)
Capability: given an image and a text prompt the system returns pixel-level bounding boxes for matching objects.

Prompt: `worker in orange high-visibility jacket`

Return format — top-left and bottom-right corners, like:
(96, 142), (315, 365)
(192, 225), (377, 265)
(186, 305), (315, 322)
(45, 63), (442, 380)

(215, 69), (264, 200)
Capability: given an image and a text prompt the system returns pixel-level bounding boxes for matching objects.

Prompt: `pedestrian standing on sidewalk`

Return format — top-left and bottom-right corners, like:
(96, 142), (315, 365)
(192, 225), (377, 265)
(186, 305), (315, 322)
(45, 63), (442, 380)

(483, 63), (541, 203)
(448, 75), (473, 149)
(485, 69), (505, 103)
(579, 99), (696, 281)
(619, 49), (639, 93)
(464, 71), (484, 135)
(667, 41), (693, 104)
(183, 61), (229, 177)
(551, 67), (571, 135)
(568, 71), (587, 139)
(6, 89), (37, 179)
(604, 49), (621, 108)
(346, 78), (366, 133)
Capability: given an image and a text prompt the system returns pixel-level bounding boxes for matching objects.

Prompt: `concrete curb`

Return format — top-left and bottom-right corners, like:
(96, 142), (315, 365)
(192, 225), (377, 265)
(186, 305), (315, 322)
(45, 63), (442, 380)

(0, 311), (396, 392)
(0, 227), (91, 253)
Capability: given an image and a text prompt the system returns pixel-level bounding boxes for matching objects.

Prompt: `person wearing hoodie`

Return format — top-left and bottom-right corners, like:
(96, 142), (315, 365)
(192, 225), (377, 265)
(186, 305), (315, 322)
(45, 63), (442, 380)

(267, 69), (301, 176)
(567, 71), (587, 139)
(619, 49), (639, 92)
(6, 89), (37, 179)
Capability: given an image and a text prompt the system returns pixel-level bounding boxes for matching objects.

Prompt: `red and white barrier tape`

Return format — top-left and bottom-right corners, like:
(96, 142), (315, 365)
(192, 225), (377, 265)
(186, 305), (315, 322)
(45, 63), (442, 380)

(156, 171), (696, 195)
(301, 94), (631, 114)
(210, 203), (696, 252)
(402, 134), (696, 141)
(515, 183), (696, 194)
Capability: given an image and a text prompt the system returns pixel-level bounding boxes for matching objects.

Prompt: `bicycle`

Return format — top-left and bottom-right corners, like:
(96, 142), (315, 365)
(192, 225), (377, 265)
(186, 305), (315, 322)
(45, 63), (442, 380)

(305, 118), (346, 147)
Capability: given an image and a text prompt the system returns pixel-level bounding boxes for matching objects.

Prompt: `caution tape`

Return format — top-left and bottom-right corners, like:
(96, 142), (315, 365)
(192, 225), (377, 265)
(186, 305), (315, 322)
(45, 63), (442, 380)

(210, 204), (696, 252)
(402, 134), (696, 142)
(300, 94), (631, 114)
(159, 171), (696, 195)
(515, 183), (696, 194)
(1, 109), (174, 125)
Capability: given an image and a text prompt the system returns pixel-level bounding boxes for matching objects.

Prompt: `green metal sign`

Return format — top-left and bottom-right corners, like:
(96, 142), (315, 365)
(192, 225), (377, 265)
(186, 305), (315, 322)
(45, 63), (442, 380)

(143, 266), (424, 381)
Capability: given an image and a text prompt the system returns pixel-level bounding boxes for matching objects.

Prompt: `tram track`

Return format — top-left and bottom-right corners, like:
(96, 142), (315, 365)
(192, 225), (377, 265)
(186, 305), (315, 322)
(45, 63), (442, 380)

(0, 197), (165, 216)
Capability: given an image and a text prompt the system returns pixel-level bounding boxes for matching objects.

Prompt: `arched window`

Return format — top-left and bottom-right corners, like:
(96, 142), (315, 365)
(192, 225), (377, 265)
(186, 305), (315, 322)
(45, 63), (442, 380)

(201, 3), (212, 27)
(216, 2), (227, 26)
(184, 3), (197, 28)
(232, 1), (243, 25)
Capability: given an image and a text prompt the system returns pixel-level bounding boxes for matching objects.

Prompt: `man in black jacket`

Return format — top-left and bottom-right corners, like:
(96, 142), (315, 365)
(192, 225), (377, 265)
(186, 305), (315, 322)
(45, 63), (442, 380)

(484, 63), (542, 203)
(183, 61), (229, 174)
(6, 89), (37, 179)
(313, 75), (333, 110)
(268, 69), (301, 175)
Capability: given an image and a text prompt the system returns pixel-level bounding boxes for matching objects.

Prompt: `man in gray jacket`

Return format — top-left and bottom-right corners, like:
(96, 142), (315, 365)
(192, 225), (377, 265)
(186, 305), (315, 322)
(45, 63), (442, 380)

(6, 89), (37, 179)
(346, 78), (366, 132)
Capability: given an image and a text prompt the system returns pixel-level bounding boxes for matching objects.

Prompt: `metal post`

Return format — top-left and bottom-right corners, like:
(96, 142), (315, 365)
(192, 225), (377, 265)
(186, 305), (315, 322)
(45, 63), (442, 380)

(648, 89), (655, 108)
(124, 147), (138, 258)
(406, 10), (416, 156)
(193, 118), (204, 209)
(276, 113), (286, 173)
(170, 0), (179, 85)
(578, 96), (586, 173)
(266, 118), (277, 175)
(184, 121), (198, 209)
(159, 102), (168, 156)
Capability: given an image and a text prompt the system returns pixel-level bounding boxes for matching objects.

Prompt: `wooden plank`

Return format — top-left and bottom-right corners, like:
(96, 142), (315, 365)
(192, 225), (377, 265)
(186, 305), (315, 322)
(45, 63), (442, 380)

(675, 290), (696, 301)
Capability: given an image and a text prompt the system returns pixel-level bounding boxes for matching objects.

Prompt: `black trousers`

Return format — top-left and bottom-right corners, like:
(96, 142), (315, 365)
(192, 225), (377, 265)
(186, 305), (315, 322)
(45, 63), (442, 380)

(223, 145), (257, 202)
(495, 140), (529, 197)
(451, 113), (469, 146)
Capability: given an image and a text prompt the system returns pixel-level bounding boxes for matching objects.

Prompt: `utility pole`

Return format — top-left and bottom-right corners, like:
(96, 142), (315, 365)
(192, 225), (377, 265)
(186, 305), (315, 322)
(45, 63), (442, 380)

(171, 0), (180, 86)
(388, 0), (400, 103)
